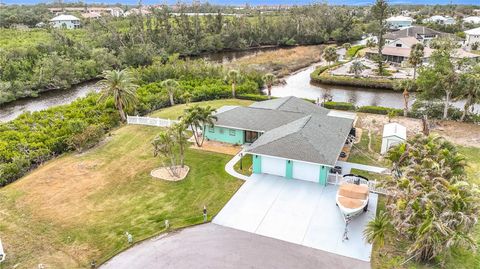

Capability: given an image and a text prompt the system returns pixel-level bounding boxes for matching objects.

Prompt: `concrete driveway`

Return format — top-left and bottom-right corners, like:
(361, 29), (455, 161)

(213, 174), (377, 262)
(101, 224), (369, 269)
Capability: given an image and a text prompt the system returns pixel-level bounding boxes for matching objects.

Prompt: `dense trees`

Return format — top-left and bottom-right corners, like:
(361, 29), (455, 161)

(366, 135), (479, 263)
(0, 4), (363, 105)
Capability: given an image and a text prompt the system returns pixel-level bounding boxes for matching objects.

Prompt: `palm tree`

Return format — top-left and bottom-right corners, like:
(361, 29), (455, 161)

(393, 79), (416, 117)
(225, 69), (241, 98)
(343, 42), (352, 51)
(323, 46), (338, 65)
(348, 60), (365, 78)
(152, 131), (177, 174)
(161, 79), (180, 106)
(408, 43), (425, 79)
(180, 105), (217, 147)
(458, 69), (480, 121)
(97, 69), (138, 122)
(262, 73), (276, 98)
(364, 211), (392, 248)
(170, 122), (189, 168)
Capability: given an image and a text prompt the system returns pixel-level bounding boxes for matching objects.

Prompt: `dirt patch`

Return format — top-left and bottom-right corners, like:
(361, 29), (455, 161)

(190, 140), (241, 155)
(151, 166), (190, 181)
(356, 113), (480, 148)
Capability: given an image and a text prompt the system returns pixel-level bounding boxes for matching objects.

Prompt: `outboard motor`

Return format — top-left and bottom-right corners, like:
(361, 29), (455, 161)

(354, 178), (361, 185)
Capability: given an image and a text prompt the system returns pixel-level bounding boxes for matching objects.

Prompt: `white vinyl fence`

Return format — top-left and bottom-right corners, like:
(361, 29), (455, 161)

(127, 115), (179, 127)
(328, 173), (388, 195)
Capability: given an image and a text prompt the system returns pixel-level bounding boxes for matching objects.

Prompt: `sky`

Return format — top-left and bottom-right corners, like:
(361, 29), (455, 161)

(2, 0), (480, 6)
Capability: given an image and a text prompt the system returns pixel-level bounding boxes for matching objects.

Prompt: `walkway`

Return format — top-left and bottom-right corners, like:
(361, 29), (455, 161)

(100, 224), (370, 269)
(224, 151), (249, 181)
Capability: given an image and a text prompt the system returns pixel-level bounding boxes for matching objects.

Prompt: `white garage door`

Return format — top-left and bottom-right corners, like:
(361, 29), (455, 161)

(292, 161), (320, 182)
(261, 156), (286, 177)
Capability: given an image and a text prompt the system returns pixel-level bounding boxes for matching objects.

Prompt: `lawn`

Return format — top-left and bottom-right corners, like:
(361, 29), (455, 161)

(149, 99), (253, 119)
(348, 130), (384, 166)
(0, 118), (244, 267)
(233, 154), (253, 176)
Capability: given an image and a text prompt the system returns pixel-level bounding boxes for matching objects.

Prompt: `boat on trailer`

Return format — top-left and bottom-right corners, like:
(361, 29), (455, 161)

(336, 174), (370, 241)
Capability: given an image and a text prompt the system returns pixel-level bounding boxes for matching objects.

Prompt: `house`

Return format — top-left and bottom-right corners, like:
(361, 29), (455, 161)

(205, 97), (355, 184)
(50, 15), (81, 29)
(381, 123), (406, 154)
(81, 12), (102, 19)
(384, 26), (453, 44)
(364, 37), (434, 64)
(463, 16), (480, 25)
(423, 15), (456, 25)
(48, 7), (124, 17)
(386, 16), (413, 30)
(465, 27), (480, 48)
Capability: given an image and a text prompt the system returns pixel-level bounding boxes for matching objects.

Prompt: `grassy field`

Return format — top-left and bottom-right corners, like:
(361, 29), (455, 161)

(348, 131), (383, 166)
(0, 100), (253, 268)
(0, 28), (89, 49)
(150, 99), (253, 119)
(228, 45), (325, 77)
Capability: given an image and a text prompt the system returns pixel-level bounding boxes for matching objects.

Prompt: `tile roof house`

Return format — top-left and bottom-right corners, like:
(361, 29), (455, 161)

(384, 26), (453, 43)
(386, 16), (413, 30)
(205, 97), (355, 184)
(465, 27), (480, 47)
(423, 15), (456, 25)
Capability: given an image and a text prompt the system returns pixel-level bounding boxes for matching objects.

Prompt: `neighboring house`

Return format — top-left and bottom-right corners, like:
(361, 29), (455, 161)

(423, 15), (456, 25)
(384, 26), (453, 44)
(386, 16), (414, 30)
(364, 36), (434, 64)
(50, 15), (81, 29)
(205, 96), (355, 185)
(48, 7), (124, 17)
(463, 16), (480, 25)
(465, 27), (480, 47)
(81, 12), (102, 19)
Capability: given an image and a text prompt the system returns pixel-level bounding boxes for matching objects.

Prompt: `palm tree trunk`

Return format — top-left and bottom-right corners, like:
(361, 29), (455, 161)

(403, 89), (409, 117)
(199, 125), (206, 147)
(460, 96), (472, 122)
(232, 82), (236, 98)
(443, 91), (451, 120)
(117, 97), (127, 122)
(267, 85), (272, 99)
(413, 66), (417, 80)
(191, 124), (201, 147)
(169, 92), (175, 106)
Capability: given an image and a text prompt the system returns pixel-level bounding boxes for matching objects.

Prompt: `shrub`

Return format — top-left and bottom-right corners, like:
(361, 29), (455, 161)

(409, 100), (466, 121)
(67, 124), (105, 153)
(346, 45), (366, 58)
(358, 105), (402, 115)
(323, 101), (356, 111)
(237, 94), (270, 101)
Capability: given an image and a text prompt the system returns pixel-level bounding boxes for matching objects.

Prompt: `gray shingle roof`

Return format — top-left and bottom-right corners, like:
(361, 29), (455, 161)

(215, 96), (355, 166)
(246, 113), (353, 166)
(213, 106), (306, 132)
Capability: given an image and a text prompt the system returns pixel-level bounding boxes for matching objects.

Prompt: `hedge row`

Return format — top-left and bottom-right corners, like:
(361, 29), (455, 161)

(346, 45), (366, 58)
(323, 101), (403, 115)
(310, 64), (396, 90)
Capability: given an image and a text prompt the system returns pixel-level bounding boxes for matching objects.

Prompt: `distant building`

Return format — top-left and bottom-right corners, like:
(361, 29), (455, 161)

(463, 16), (480, 25)
(465, 27), (480, 47)
(423, 15), (456, 25)
(50, 15), (81, 29)
(386, 16), (414, 30)
(81, 12), (102, 19)
(384, 26), (453, 44)
(48, 7), (124, 17)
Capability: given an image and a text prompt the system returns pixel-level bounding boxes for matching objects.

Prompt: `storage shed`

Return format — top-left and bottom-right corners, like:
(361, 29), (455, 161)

(381, 123), (406, 154)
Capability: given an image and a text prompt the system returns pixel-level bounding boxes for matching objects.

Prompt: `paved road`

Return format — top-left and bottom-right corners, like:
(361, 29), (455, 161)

(101, 223), (370, 269)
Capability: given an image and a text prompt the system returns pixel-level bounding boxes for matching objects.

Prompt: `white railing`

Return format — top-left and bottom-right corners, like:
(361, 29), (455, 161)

(328, 173), (388, 195)
(127, 115), (179, 127)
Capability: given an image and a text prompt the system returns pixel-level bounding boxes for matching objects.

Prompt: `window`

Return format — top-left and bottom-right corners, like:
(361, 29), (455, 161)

(208, 127), (214, 133)
(229, 129), (236, 136)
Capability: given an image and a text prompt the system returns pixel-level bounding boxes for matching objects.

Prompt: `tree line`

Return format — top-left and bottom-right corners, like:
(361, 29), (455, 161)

(0, 4), (363, 105)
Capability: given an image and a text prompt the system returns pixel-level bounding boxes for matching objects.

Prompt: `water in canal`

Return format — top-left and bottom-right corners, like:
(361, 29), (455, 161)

(1, 48), (477, 122)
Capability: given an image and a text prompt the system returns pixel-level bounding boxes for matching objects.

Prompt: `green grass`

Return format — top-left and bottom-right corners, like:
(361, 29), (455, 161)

(233, 154), (253, 176)
(0, 28), (89, 49)
(0, 102), (246, 268)
(149, 99), (254, 119)
(348, 131), (383, 166)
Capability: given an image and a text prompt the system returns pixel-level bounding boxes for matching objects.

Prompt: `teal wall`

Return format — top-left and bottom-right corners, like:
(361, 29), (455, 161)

(253, 155), (262, 174)
(319, 166), (328, 186)
(285, 160), (293, 179)
(204, 126), (244, 144)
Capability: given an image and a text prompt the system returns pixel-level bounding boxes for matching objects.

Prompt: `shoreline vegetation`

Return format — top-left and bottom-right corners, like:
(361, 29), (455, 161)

(310, 63), (398, 90)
